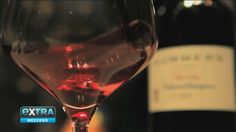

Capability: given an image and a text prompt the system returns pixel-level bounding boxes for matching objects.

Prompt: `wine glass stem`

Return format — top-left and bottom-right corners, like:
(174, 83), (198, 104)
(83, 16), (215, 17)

(72, 120), (89, 132)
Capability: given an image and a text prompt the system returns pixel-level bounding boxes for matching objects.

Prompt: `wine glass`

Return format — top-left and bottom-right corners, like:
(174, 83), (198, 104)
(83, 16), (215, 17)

(0, 0), (157, 132)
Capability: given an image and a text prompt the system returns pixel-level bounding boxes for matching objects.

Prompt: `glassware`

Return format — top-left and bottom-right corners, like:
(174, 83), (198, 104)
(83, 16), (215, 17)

(0, 0), (157, 132)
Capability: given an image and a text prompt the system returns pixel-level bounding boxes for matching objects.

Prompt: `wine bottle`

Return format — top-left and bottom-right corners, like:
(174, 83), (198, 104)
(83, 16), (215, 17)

(148, 0), (236, 132)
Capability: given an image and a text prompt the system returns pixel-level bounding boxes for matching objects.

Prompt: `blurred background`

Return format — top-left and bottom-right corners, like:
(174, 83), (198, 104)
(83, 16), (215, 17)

(0, 0), (235, 132)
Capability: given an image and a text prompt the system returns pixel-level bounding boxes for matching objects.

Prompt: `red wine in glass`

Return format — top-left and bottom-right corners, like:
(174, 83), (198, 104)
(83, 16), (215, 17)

(1, 1), (157, 131)
(1, 20), (156, 126)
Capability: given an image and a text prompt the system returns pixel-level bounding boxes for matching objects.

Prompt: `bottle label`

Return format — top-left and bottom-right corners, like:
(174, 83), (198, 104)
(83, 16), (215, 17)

(148, 45), (236, 112)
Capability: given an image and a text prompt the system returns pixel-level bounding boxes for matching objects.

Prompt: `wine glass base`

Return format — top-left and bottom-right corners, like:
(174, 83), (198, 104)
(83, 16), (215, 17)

(72, 120), (89, 132)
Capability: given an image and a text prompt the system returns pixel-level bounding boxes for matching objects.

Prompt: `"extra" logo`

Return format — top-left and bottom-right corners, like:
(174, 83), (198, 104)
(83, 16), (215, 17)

(20, 106), (56, 124)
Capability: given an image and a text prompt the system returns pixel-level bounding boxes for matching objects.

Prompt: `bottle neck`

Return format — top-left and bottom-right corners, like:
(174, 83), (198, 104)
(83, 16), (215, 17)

(156, 0), (234, 46)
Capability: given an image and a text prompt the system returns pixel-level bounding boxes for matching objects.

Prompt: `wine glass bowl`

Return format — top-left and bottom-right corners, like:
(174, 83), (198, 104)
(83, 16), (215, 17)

(1, 0), (157, 132)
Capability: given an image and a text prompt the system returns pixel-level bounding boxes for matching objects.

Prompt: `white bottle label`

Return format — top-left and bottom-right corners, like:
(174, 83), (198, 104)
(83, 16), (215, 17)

(148, 45), (236, 113)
